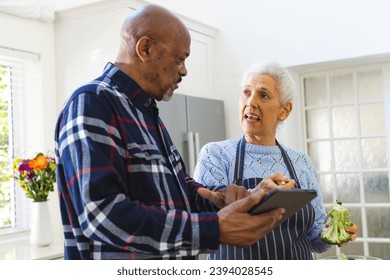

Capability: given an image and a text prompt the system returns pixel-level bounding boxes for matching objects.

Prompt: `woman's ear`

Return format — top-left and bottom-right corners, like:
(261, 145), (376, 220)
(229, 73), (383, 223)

(279, 102), (292, 121)
(135, 36), (152, 62)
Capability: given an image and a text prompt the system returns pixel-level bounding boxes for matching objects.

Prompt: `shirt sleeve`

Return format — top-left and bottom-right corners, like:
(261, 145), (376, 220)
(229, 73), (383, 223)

(56, 92), (219, 256)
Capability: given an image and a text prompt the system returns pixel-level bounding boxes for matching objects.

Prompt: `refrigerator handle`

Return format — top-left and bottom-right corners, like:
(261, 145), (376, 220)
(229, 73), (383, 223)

(194, 132), (200, 163)
(186, 131), (196, 174)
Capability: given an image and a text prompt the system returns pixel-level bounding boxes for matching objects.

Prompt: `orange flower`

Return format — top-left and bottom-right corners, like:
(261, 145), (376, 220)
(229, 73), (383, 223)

(29, 154), (48, 170)
(13, 152), (56, 202)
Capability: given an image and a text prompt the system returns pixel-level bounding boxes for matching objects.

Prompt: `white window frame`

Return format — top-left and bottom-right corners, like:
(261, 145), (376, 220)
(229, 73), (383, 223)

(0, 47), (43, 237)
(299, 61), (390, 259)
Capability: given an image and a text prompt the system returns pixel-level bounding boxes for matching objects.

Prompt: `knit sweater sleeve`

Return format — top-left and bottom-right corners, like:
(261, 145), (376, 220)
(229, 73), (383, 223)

(193, 140), (237, 186)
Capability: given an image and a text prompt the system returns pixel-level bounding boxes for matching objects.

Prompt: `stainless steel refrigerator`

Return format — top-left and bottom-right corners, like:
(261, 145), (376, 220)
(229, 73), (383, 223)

(157, 94), (226, 176)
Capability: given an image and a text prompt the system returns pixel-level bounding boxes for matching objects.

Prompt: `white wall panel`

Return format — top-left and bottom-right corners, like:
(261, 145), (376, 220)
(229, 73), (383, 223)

(55, 5), (132, 108)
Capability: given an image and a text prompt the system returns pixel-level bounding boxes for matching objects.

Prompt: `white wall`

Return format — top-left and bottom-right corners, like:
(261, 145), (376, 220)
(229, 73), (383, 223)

(54, 4), (132, 110)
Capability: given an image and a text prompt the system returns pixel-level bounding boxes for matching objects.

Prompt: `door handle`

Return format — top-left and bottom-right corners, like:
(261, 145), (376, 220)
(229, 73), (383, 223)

(186, 131), (195, 175)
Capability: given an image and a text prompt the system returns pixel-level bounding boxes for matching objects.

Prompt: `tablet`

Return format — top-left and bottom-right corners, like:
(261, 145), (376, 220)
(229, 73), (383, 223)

(248, 188), (318, 227)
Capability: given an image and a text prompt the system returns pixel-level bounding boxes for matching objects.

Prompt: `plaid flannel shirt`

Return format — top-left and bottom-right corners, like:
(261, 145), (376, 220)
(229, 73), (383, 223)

(54, 63), (219, 259)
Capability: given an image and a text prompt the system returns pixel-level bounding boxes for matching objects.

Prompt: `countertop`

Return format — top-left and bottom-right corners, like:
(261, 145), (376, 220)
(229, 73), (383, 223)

(0, 234), (64, 260)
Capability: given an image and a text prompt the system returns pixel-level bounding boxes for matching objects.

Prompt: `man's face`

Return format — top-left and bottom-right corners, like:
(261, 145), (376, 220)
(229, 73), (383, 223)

(149, 34), (190, 101)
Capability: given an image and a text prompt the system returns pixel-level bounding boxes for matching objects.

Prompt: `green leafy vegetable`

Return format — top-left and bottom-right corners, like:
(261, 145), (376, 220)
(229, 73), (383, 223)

(321, 200), (353, 245)
(338, 252), (348, 260)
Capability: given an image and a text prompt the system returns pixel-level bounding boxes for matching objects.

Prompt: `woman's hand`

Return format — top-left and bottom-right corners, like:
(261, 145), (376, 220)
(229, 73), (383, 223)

(252, 172), (295, 193)
(338, 224), (359, 247)
(197, 184), (250, 209)
(198, 173), (295, 209)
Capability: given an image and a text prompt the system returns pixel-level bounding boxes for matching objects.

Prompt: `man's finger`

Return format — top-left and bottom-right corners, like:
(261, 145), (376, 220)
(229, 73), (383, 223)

(228, 189), (269, 213)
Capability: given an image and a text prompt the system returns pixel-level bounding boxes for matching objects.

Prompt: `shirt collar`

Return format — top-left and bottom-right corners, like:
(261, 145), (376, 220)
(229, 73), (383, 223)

(102, 62), (156, 111)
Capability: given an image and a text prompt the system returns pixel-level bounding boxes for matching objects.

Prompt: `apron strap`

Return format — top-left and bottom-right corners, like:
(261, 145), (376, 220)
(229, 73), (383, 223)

(233, 135), (246, 185)
(233, 136), (301, 188)
(276, 140), (302, 189)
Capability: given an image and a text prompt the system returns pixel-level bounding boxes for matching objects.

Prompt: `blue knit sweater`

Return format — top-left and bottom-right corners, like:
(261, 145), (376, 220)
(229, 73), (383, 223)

(194, 138), (331, 254)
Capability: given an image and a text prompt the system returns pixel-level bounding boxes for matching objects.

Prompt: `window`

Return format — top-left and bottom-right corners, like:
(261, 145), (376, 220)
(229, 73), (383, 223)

(302, 63), (390, 260)
(0, 47), (43, 236)
(0, 65), (13, 230)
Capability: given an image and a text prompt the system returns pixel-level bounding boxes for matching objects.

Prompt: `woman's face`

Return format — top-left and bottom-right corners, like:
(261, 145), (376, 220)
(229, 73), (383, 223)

(239, 73), (292, 145)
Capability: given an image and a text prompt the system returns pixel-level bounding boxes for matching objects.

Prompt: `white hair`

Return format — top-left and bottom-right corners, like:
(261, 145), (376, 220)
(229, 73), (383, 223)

(241, 61), (295, 105)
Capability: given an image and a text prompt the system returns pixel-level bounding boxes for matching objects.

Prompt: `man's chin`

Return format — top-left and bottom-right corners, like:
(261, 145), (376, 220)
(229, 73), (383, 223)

(162, 90), (174, 101)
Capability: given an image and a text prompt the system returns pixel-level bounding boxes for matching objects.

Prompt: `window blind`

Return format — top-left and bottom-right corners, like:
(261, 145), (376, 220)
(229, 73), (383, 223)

(0, 46), (43, 235)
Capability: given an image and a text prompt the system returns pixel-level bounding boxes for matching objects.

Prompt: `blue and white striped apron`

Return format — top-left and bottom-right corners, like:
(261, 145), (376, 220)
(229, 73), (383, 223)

(208, 136), (315, 260)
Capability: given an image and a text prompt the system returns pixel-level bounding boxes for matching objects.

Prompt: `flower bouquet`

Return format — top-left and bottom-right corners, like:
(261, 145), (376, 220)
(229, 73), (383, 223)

(13, 153), (56, 202)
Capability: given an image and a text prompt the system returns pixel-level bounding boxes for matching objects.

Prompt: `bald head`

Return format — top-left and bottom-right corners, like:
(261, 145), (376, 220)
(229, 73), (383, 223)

(118, 4), (189, 59)
(115, 4), (191, 101)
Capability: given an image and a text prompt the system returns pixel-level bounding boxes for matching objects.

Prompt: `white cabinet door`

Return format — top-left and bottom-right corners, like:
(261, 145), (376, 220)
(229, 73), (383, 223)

(179, 30), (215, 99)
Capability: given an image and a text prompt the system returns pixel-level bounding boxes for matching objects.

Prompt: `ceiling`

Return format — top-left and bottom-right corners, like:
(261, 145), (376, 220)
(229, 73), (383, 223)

(0, 0), (108, 21)
(50, 0), (105, 11)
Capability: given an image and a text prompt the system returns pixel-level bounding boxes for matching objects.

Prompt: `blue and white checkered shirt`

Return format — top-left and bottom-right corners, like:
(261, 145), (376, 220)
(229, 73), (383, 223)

(54, 63), (219, 259)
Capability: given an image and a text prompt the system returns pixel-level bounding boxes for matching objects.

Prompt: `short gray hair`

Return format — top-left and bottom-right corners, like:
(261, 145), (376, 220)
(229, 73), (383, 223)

(241, 61), (295, 105)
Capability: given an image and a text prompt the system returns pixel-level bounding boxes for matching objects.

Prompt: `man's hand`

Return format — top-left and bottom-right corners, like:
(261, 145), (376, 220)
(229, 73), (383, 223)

(217, 188), (285, 248)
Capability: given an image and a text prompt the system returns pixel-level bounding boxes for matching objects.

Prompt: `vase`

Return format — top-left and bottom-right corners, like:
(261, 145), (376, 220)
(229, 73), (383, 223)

(30, 201), (54, 246)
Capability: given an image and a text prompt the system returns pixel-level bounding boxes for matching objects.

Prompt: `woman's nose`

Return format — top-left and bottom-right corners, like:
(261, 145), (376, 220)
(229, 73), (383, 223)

(246, 95), (257, 108)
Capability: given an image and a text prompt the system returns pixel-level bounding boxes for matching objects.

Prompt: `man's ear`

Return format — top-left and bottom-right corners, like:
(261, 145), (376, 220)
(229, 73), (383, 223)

(278, 102), (292, 121)
(135, 36), (152, 62)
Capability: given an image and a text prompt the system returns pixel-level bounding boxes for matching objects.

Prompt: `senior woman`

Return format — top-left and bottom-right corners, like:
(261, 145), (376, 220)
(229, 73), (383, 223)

(194, 62), (345, 259)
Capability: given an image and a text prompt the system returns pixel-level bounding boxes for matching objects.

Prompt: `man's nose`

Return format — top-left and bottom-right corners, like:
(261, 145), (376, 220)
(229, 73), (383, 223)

(179, 63), (187, 77)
